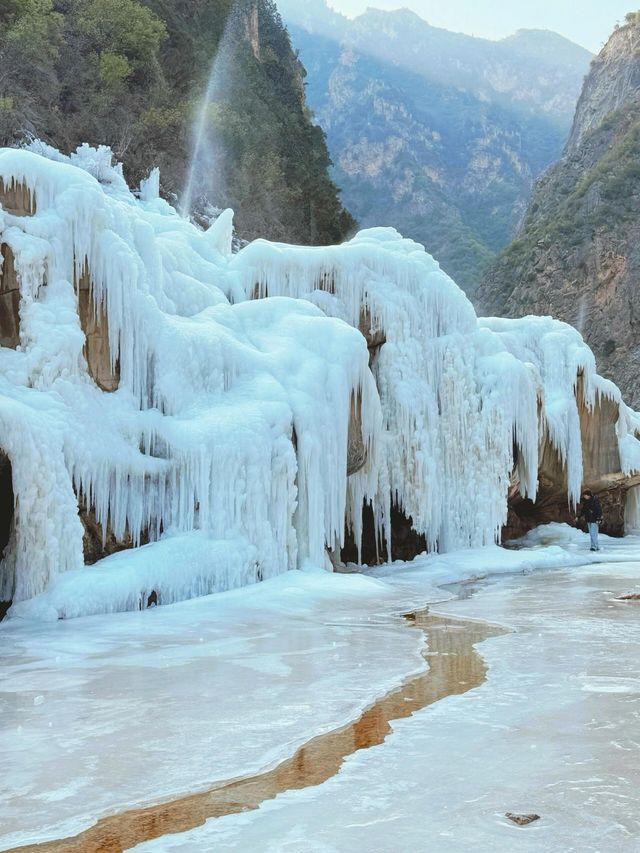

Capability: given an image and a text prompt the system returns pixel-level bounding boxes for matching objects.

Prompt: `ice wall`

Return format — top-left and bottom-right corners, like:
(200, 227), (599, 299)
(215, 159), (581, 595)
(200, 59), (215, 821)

(232, 237), (640, 554)
(1, 143), (639, 619)
(0, 144), (381, 616)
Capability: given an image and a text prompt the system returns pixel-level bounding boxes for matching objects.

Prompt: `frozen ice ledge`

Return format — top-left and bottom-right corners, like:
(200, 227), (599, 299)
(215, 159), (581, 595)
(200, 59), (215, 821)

(1, 142), (640, 621)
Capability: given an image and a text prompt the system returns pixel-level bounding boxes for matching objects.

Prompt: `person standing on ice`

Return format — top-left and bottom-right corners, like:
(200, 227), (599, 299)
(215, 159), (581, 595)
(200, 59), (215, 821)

(578, 489), (603, 551)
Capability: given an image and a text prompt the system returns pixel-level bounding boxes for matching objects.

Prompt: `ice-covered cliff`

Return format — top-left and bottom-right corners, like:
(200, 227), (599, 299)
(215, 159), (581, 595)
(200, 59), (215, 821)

(1, 144), (639, 620)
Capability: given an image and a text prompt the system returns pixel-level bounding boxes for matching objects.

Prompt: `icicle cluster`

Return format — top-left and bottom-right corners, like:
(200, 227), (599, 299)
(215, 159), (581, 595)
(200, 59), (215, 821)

(233, 233), (640, 554)
(1, 144), (639, 619)
(0, 145), (380, 613)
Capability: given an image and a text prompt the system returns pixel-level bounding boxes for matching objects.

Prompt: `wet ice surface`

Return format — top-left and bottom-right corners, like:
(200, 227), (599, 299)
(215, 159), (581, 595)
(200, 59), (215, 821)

(3, 530), (640, 852)
(0, 571), (428, 849)
(132, 559), (640, 853)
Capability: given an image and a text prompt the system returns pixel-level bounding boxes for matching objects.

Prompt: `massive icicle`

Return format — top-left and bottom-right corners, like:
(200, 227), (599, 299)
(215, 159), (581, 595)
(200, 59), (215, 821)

(1, 143), (639, 620)
(0, 144), (381, 617)
(233, 234), (536, 552)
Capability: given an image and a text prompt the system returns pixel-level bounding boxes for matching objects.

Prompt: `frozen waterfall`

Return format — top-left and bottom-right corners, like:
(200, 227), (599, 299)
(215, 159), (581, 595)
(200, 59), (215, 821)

(1, 143), (639, 620)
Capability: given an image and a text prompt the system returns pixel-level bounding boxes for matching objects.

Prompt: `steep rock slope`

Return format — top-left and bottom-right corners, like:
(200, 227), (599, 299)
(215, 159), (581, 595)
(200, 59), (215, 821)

(479, 15), (640, 408)
(0, 0), (353, 244)
(279, 0), (591, 293)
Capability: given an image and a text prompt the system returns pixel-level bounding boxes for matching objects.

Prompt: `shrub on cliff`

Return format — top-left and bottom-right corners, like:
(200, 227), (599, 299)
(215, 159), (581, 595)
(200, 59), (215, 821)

(0, 0), (354, 245)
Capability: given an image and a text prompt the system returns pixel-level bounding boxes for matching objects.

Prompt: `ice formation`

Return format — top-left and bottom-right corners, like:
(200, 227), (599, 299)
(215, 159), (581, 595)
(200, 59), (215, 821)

(1, 143), (639, 619)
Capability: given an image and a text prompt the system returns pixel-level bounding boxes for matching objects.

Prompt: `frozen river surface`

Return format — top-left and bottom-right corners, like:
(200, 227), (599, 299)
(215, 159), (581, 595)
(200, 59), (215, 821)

(135, 559), (640, 852)
(1, 529), (640, 852)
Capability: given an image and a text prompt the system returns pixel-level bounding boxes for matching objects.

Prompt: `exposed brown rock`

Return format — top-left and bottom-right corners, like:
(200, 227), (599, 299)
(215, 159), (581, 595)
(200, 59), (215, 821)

(0, 177), (35, 216)
(359, 307), (386, 357)
(80, 504), (149, 565)
(503, 373), (640, 541)
(504, 487), (574, 542)
(0, 244), (20, 349)
(243, 1), (260, 59)
(578, 382), (621, 488)
(76, 268), (120, 392)
(617, 592), (640, 600)
(347, 392), (367, 476)
(566, 23), (640, 155)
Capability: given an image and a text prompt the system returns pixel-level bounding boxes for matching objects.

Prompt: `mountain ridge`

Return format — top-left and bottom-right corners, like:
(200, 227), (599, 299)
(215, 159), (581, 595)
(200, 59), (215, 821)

(477, 15), (640, 407)
(280, 0), (592, 292)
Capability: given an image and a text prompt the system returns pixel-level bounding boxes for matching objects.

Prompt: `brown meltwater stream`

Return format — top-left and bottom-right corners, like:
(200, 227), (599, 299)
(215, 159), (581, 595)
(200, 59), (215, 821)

(9, 611), (506, 853)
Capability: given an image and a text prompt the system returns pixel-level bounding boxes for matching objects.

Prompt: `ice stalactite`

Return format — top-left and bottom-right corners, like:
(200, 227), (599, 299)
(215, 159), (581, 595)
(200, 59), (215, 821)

(233, 233), (640, 555)
(0, 144), (381, 618)
(233, 233), (541, 553)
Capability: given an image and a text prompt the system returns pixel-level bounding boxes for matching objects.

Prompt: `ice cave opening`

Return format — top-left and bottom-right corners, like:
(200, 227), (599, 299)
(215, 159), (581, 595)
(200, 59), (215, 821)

(0, 450), (14, 618)
(341, 503), (427, 566)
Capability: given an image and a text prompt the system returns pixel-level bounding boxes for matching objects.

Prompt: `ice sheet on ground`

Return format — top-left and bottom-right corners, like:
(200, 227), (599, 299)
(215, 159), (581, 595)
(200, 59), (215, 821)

(0, 570), (426, 848)
(2, 526), (639, 848)
(131, 545), (640, 853)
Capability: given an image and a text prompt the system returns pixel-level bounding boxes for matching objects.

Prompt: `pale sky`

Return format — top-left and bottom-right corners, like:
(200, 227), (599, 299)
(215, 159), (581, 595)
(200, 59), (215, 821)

(328, 0), (635, 52)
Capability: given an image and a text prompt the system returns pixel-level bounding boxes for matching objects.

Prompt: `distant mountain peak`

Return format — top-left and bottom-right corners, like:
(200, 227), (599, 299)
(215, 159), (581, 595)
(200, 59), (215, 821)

(478, 17), (640, 407)
(282, 2), (591, 294)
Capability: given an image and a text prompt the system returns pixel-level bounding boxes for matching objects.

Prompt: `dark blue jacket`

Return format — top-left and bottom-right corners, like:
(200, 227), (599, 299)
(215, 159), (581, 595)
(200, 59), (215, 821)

(581, 496), (602, 524)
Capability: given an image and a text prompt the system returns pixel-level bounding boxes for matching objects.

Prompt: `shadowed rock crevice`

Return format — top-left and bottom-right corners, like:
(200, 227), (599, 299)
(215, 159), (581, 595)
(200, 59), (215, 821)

(342, 502), (426, 565)
(0, 451), (14, 618)
(79, 502), (149, 566)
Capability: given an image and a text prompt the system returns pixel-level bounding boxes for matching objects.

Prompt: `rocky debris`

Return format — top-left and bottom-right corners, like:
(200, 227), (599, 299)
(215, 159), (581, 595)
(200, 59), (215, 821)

(505, 813), (541, 826)
(617, 592), (640, 600)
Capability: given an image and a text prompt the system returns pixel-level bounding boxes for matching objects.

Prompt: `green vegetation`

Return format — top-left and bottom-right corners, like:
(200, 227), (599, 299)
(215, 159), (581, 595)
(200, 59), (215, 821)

(497, 106), (640, 271)
(286, 11), (589, 294)
(0, 0), (354, 245)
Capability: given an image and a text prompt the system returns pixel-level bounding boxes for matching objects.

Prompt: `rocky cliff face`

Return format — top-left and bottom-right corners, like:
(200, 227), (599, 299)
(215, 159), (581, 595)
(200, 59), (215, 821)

(0, 0), (354, 246)
(279, 0), (591, 293)
(478, 18), (640, 408)
(567, 20), (640, 153)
